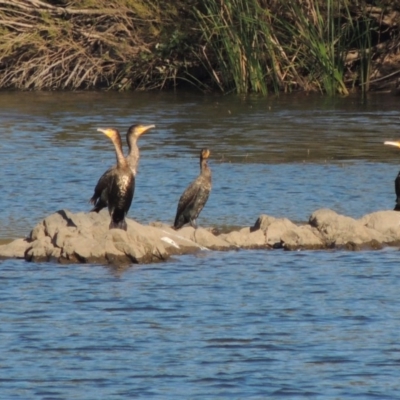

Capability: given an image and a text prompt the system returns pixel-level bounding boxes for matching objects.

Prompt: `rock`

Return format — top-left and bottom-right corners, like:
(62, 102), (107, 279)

(309, 208), (386, 248)
(194, 228), (233, 250)
(53, 226), (78, 248)
(220, 227), (266, 248)
(170, 226), (232, 250)
(0, 238), (30, 259)
(61, 236), (106, 264)
(43, 211), (69, 238)
(102, 239), (131, 265)
(25, 236), (56, 262)
(281, 225), (324, 250)
(30, 221), (46, 241)
(252, 214), (277, 231)
(28, 210), (212, 264)
(252, 216), (323, 250)
(153, 225), (204, 252)
(263, 218), (299, 247)
(359, 210), (400, 243)
(111, 229), (165, 264)
(3, 208), (400, 265)
(128, 222), (203, 258)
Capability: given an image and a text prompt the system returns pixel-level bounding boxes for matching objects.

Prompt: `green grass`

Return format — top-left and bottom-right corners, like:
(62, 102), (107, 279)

(193, 0), (376, 95)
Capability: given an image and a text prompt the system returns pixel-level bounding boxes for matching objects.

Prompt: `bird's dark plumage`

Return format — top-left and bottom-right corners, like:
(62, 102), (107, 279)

(394, 171), (400, 211)
(384, 141), (400, 211)
(89, 124), (154, 213)
(174, 148), (212, 229)
(92, 128), (134, 230)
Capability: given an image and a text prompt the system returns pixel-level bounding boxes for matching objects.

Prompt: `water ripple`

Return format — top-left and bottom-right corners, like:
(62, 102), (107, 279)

(2, 93), (400, 398)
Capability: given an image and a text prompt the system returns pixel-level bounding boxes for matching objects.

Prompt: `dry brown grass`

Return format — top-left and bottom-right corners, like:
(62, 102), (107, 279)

(0, 0), (399, 93)
(0, 0), (187, 90)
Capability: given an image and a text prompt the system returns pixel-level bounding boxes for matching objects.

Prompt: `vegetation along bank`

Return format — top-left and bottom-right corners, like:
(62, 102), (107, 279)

(0, 0), (399, 94)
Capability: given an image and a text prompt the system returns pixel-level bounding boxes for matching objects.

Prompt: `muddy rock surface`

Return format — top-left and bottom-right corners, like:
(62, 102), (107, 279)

(1, 208), (400, 265)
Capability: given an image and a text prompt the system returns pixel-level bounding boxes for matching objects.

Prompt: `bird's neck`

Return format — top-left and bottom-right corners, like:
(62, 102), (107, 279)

(113, 136), (127, 167)
(127, 140), (139, 160)
(200, 159), (210, 175)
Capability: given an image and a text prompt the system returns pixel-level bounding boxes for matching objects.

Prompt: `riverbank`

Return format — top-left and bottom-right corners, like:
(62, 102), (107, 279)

(0, 1), (399, 94)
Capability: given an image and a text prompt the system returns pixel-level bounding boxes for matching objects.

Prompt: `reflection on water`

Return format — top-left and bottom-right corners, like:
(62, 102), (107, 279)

(1, 91), (400, 399)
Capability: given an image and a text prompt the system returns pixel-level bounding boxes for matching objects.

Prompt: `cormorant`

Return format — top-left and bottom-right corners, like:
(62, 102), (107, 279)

(95, 128), (134, 230)
(384, 140), (400, 211)
(174, 148), (212, 229)
(90, 124), (154, 212)
(126, 124), (155, 176)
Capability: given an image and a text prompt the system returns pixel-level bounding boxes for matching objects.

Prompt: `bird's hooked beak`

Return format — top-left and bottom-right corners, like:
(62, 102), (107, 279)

(97, 128), (116, 139)
(136, 124), (155, 136)
(384, 141), (400, 148)
(202, 148), (211, 159)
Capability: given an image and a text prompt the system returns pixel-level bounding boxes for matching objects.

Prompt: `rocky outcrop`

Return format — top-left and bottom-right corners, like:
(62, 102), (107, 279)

(1, 208), (400, 265)
(0, 210), (237, 265)
(309, 209), (385, 250)
(252, 215), (324, 250)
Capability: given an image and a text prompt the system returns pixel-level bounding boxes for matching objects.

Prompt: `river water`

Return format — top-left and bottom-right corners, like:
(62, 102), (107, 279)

(1, 91), (400, 399)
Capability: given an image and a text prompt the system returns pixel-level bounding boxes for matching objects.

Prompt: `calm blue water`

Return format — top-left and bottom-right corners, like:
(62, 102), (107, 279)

(1, 250), (400, 399)
(1, 91), (400, 398)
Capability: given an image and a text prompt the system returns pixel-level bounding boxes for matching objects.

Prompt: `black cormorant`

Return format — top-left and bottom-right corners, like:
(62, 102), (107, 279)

(95, 128), (134, 230)
(174, 148), (212, 229)
(90, 124), (154, 212)
(126, 124), (155, 176)
(384, 140), (400, 211)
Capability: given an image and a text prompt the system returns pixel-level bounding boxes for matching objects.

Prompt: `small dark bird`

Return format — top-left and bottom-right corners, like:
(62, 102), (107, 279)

(90, 124), (154, 213)
(174, 148), (212, 229)
(384, 140), (400, 211)
(95, 128), (134, 230)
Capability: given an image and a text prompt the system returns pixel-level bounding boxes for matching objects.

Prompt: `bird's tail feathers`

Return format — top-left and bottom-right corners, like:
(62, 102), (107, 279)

(90, 199), (107, 213)
(173, 216), (184, 230)
(110, 209), (128, 231)
(109, 219), (128, 231)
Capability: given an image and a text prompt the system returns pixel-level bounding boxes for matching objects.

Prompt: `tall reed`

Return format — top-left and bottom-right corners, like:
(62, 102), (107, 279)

(193, 0), (374, 95)
(346, 7), (374, 93)
(281, 0), (349, 95)
(194, 0), (285, 94)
